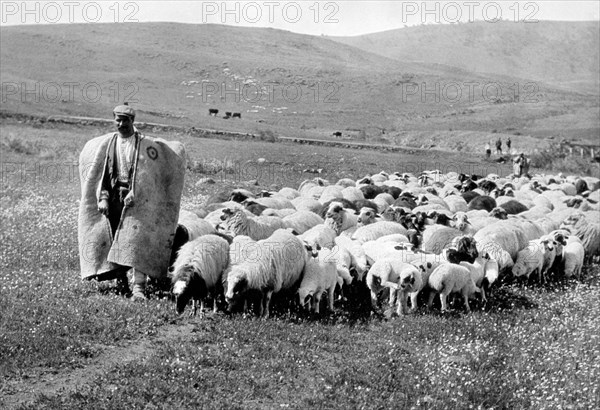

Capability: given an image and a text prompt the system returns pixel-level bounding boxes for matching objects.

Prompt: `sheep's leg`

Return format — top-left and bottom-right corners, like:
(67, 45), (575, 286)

(427, 291), (436, 309)
(410, 291), (419, 312)
(313, 292), (322, 314)
(190, 300), (197, 317)
(212, 297), (218, 314)
(370, 290), (379, 310)
(328, 287), (335, 312)
(261, 290), (273, 319)
(462, 291), (471, 313)
(388, 287), (397, 308)
(439, 292), (449, 313)
(396, 292), (408, 316)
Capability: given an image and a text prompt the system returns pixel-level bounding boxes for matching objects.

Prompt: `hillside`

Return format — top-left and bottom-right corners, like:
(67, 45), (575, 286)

(331, 20), (600, 94)
(1, 22), (597, 146)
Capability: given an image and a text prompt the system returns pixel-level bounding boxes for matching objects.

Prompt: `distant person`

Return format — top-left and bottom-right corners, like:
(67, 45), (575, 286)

(78, 104), (187, 300)
(496, 138), (502, 155)
(506, 137), (512, 151)
(485, 142), (491, 159)
(513, 152), (530, 178)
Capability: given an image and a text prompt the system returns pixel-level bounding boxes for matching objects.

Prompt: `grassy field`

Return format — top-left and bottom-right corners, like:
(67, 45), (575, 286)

(1, 120), (599, 409)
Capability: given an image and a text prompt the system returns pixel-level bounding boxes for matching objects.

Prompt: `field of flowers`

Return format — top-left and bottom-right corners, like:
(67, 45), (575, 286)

(1, 120), (599, 409)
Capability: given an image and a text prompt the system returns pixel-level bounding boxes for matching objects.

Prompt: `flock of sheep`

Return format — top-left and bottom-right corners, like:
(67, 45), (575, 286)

(168, 169), (600, 318)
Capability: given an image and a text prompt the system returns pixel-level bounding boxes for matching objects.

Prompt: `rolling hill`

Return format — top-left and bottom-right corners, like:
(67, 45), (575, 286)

(1, 22), (598, 148)
(331, 20), (600, 95)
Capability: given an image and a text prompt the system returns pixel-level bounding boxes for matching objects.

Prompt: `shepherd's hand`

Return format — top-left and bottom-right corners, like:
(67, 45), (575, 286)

(124, 192), (135, 208)
(98, 199), (109, 215)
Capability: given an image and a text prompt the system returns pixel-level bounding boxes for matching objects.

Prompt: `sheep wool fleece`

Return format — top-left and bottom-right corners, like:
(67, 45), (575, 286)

(78, 132), (186, 281)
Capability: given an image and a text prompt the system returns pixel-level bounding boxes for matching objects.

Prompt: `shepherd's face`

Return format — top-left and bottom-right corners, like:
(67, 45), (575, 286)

(115, 114), (134, 136)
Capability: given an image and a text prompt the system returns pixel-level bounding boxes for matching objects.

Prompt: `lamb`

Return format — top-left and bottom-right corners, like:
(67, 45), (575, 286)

(334, 235), (369, 281)
(512, 237), (556, 283)
(459, 254), (499, 302)
(171, 235), (230, 316)
(427, 263), (482, 313)
(225, 229), (308, 318)
(395, 263), (426, 315)
(562, 238), (585, 279)
(290, 196), (323, 214)
(351, 221), (409, 244)
(219, 208), (288, 240)
(298, 247), (339, 314)
(366, 258), (419, 311)
(298, 221), (338, 250)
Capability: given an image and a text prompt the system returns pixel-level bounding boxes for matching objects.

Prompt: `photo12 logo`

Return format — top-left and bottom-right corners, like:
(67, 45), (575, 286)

(1, 81), (139, 104)
(1, 1), (140, 24)
(201, 1), (340, 25)
(198, 81), (340, 104)
(400, 81), (540, 104)
(400, 1), (540, 24)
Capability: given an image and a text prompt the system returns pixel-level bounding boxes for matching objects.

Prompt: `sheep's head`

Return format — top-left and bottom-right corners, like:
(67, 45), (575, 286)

(219, 208), (236, 221)
(452, 212), (470, 230)
(490, 207), (508, 220)
(454, 236), (479, 263)
(399, 266), (421, 293)
(357, 207), (378, 226)
(303, 241), (320, 259)
(298, 288), (314, 310)
(225, 271), (248, 306)
(171, 265), (206, 315)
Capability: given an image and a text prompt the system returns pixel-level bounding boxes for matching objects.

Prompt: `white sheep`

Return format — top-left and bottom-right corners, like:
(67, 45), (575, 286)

(219, 208), (288, 240)
(291, 196), (323, 214)
(334, 235), (368, 281)
(459, 255), (499, 302)
(356, 207), (380, 226)
(298, 248), (339, 314)
(562, 238), (585, 279)
(171, 235), (230, 316)
(282, 210), (324, 234)
(396, 263), (425, 315)
(427, 263), (482, 313)
(351, 221), (408, 244)
(366, 258), (418, 311)
(178, 209), (216, 238)
(421, 225), (464, 254)
(225, 229), (308, 318)
(298, 222), (338, 250)
(512, 237), (556, 283)
(324, 201), (358, 234)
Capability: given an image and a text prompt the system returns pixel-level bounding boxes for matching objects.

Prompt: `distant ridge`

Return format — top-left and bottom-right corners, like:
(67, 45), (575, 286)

(331, 20), (600, 94)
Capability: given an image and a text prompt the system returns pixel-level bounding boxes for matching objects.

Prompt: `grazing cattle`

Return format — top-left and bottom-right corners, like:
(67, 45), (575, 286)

(332, 131), (343, 138)
(224, 112), (232, 119)
(232, 112), (242, 119)
(208, 108), (219, 116)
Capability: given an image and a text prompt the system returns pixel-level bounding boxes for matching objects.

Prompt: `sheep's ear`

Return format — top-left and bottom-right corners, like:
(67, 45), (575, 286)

(354, 210), (360, 215)
(372, 276), (381, 286)
(427, 262), (432, 269)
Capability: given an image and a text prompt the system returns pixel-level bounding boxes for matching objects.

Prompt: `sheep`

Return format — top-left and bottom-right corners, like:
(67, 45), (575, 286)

(324, 201), (358, 234)
(395, 263), (426, 315)
(421, 225), (464, 254)
(474, 221), (527, 262)
(171, 235), (230, 316)
(351, 221), (409, 244)
(277, 187), (300, 200)
(170, 209), (217, 266)
(443, 194), (468, 213)
(298, 247), (339, 314)
(362, 240), (415, 265)
(560, 211), (600, 263)
(225, 229), (308, 318)
(562, 238), (585, 279)
(244, 196), (294, 211)
(291, 196), (323, 214)
(512, 237), (556, 283)
(219, 208), (288, 240)
(459, 254), (499, 302)
(261, 208), (297, 218)
(334, 236), (368, 281)
(356, 207), (380, 226)
(467, 195), (497, 212)
(366, 258), (418, 311)
(298, 221), (338, 250)
(499, 199), (529, 214)
(427, 263), (482, 313)
(341, 186), (364, 202)
(452, 211), (477, 235)
(282, 210), (324, 234)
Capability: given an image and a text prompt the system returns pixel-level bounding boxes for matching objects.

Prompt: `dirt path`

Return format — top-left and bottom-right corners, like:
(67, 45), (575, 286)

(1, 321), (201, 409)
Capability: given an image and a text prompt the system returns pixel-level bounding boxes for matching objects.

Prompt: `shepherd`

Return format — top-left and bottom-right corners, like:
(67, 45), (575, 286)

(77, 104), (187, 300)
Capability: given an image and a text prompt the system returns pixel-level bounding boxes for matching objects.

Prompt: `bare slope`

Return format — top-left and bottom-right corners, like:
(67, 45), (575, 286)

(1, 22), (597, 144)
(331, 21), (600, 94)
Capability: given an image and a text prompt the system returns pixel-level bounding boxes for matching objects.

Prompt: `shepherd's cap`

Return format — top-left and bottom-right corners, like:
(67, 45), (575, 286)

(113, 104), (136, 118)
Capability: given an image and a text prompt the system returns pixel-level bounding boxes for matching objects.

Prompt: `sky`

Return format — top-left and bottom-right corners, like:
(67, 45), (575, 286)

(1, 0), (598, 36)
